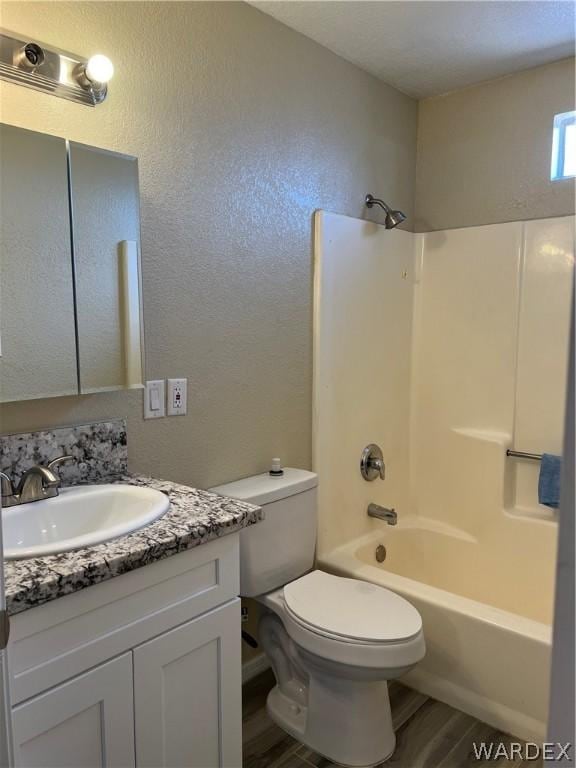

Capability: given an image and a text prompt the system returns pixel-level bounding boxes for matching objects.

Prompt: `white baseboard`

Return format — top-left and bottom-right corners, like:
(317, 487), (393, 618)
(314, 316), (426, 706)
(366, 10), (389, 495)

(242, 653), (270, 684)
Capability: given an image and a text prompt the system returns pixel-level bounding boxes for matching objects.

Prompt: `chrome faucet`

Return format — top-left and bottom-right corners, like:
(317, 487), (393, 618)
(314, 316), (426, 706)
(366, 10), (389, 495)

(0, 456), (73, 507)
(367, 503), (397, 525)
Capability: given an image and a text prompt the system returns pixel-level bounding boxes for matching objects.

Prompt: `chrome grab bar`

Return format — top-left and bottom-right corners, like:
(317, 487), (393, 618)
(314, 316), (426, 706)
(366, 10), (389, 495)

(506, 449), (542, 461)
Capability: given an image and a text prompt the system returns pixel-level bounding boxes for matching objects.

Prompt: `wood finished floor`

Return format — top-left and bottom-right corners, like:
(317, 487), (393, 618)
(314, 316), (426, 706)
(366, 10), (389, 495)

(242, 670), (542, 768)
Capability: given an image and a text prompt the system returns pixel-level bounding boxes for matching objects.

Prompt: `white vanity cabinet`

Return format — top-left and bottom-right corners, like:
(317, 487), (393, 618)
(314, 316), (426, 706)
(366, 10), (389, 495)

(8, 535), (242, 768)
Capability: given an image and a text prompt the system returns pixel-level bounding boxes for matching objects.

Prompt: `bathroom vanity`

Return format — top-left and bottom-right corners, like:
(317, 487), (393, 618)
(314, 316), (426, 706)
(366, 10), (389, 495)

(1, 422), (262, 768)
(9, 535), (242, 767)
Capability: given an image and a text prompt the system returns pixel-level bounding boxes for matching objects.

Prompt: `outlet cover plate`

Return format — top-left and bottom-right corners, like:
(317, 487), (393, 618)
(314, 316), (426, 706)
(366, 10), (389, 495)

(167, 378), (187, 416)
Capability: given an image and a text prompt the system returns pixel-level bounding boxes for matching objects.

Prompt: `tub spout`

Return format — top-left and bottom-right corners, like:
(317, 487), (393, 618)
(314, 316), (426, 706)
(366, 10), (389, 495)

(367, 504), (397, 525)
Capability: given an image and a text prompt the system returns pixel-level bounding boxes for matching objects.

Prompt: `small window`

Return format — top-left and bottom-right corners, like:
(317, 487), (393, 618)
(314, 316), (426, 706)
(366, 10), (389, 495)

(551, 110), (576, 181)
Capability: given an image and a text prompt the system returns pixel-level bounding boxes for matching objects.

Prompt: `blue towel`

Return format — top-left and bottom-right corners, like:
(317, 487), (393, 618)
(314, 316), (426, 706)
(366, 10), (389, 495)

(538, 453), (562, 509)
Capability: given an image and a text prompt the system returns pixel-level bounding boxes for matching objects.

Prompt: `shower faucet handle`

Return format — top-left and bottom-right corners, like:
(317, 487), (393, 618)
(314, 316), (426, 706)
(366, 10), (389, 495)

(360, 444), (385, 481)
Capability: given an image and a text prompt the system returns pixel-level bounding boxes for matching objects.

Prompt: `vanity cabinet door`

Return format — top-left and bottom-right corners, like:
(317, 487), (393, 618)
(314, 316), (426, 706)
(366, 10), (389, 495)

(12, 652), (135, 768)
(134, 599), (242, 768)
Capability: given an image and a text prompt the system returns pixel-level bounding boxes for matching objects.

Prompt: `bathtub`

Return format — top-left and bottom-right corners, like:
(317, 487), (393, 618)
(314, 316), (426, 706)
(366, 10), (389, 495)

(318, 522), (552, 742)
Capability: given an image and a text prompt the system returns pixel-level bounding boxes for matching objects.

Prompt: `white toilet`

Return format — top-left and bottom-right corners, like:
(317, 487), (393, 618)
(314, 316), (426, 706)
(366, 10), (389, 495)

(211, 467), (425, 767)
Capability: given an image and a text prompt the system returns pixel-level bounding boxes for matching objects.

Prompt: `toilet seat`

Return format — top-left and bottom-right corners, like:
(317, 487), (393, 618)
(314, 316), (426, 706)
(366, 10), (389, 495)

(283, 570), (422, 644)
(285, 612), (415, 647)
(261, 570), (425, 670)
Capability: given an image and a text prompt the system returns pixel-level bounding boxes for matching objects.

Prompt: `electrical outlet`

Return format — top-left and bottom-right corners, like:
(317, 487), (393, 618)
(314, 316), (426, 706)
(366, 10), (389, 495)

(144, 380), (165, 419)
(167, 378), (187, 416)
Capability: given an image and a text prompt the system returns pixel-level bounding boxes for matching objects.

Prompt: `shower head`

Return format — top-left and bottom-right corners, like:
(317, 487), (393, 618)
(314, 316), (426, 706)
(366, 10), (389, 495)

(384, 208), (407, 229)
(365, 194), (407, 229)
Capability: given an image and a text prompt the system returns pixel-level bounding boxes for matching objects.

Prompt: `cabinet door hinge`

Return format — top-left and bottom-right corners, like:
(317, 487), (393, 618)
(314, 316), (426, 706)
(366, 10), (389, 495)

(0, 610), (10, 650)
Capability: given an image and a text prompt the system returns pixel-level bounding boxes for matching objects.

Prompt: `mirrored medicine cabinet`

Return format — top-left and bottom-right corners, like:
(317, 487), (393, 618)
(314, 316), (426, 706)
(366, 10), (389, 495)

(0, 123), (144, 403)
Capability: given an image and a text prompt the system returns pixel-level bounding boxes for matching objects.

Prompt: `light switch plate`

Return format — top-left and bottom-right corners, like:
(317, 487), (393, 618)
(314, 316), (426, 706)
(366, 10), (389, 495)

(144, 379), (165, 419)
(167, 378), (187, 416)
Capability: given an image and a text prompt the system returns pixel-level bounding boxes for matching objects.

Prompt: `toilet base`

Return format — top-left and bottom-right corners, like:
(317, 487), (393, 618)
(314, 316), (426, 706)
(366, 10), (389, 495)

(255, 593), (419, 767)
(267, 684), (307, 740)
(266, 677), (396, 768)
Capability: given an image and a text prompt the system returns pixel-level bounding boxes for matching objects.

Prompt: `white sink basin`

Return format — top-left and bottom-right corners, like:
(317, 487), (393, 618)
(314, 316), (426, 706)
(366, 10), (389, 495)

(2, 484), (170, 560)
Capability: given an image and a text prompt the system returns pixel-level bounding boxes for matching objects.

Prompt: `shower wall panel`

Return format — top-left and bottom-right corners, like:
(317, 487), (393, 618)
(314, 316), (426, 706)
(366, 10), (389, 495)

(313, 211), (415, 555)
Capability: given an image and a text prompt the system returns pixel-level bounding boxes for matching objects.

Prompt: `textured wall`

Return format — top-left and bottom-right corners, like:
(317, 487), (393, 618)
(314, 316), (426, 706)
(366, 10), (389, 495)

(0, 1), (417, 487)
(415, 58), (575, 232)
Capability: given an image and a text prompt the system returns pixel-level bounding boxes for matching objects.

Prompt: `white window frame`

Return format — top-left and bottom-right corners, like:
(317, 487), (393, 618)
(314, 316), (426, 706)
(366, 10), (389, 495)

(551, 110), (576, 181)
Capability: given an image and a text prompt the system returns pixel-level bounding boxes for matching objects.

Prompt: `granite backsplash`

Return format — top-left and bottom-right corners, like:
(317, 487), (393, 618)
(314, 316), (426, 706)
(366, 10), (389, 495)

(0, 419), (128, 487)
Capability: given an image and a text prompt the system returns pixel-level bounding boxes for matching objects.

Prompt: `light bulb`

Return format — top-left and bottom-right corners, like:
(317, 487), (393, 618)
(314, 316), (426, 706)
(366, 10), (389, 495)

(85, 54), (114, 84)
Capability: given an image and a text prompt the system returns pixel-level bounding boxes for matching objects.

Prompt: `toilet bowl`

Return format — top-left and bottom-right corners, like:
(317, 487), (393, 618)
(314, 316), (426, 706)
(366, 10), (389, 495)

(210, 467), (425, 767)
(257, 570), (425, 767)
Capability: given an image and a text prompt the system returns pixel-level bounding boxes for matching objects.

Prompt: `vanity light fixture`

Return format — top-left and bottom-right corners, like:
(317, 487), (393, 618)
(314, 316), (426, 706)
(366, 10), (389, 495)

(0, 29), (114, 106)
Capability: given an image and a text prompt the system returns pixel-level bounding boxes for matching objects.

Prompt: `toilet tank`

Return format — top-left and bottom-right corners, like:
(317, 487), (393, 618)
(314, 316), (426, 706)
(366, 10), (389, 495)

(210, 469), (318, 597)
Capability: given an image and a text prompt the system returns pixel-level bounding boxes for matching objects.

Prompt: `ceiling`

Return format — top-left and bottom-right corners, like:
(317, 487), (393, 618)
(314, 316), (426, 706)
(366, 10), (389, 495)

(249, 1), (576, 98)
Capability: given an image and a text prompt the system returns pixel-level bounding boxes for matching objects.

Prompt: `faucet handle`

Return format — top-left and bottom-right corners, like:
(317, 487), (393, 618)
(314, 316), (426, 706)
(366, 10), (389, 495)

(46, 455), (74, 472)
(360, 444), (386, 481)
(0, 471), (14, 498)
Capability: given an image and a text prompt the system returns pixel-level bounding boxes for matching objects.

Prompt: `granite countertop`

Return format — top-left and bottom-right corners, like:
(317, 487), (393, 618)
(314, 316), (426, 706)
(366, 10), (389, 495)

(4, 474), (263, 616)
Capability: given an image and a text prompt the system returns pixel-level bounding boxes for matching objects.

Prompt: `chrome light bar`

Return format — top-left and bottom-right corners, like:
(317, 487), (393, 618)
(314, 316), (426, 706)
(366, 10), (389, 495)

(0, 29), (109, 106)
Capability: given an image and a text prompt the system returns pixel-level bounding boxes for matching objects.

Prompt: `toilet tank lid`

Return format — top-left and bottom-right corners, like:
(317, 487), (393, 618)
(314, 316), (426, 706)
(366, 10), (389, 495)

(209, 468), (317, 506)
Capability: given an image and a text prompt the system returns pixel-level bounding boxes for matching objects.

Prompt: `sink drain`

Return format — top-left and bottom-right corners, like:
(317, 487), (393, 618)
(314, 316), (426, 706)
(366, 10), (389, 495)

(375, 544), (387, 563)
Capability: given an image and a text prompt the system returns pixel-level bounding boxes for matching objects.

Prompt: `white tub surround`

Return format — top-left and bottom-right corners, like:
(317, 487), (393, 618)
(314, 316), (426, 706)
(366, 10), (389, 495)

(313, 211), (574, 742)
(313, 211), (414, 557)
(411, 217), (574, 526)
